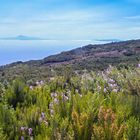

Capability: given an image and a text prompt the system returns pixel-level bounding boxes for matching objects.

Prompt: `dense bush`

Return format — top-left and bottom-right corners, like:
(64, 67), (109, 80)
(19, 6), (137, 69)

(0, 66), (140, 139)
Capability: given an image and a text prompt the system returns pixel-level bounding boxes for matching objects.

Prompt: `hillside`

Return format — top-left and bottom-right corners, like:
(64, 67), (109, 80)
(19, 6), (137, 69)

(43, 39), (140, 63)
(1, 39), (140, 82)
(0, 40), (140, 139)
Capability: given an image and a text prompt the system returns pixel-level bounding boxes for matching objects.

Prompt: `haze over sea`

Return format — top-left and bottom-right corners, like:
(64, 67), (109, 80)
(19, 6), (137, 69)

(0, 40), (110, 66)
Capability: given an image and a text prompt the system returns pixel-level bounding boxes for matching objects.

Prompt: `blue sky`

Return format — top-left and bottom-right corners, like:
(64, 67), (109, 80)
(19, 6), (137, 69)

(0, 0), (140, 40)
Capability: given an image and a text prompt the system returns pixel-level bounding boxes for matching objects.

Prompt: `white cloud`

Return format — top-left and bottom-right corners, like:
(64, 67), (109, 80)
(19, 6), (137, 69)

(0, 5), (140, 40)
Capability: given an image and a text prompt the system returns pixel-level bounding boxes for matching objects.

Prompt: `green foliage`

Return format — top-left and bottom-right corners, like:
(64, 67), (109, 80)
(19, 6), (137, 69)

(6, 80), (32, 109)
(0, 67), (140, 139)
(0, 103), (17, 140)
(126, 117), (140, 140)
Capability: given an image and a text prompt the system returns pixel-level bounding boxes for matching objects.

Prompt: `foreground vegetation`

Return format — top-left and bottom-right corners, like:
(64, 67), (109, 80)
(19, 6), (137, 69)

(0, 66), (140, 140)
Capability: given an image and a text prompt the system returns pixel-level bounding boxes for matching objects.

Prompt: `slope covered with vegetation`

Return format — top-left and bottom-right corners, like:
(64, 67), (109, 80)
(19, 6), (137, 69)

(0, 66), (140, 139)
(1, 39), (140, 82)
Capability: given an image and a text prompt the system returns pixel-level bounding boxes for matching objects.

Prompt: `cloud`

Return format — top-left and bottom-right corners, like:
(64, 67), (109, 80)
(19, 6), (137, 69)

(0, 8), (111, 37)
(0, 0), (140, 40)
(124, 15), (140, 20)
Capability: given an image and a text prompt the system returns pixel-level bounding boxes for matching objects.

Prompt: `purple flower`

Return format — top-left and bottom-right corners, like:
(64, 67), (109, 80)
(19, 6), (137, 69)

(21, 136), (24, 140)
(50, 109), (54, 116)
(108, 79), (115, 84)
(54, 93), (57, 97)
(54, 98), (59, 104)
(104, 88), (107, 93)
(109, 83), (118, 88)
(63, 95), (69, 101)
(40, 80), (44, 85)
(51, 93), (57, 98)
(49, 102), (53, 109)
(138, 64), (140, 68)
(20, 127), (25, 132)
(28, 128), (33, 136)
(41, 112), (45, 119)
(29, 86), (33, 90)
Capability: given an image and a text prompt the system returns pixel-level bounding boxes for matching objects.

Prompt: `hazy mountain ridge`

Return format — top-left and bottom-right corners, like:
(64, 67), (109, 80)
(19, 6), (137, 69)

(0, 35), (45, 40)
(39, 39), (140, 65)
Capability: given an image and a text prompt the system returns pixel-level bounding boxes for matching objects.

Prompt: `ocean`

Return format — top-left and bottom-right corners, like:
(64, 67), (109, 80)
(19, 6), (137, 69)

(0, 40), (109, 65)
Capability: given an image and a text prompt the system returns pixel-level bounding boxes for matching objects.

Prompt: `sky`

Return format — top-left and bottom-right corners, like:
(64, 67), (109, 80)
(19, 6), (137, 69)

(0, 0), (140, 65)
(0, 0), (140, 40)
